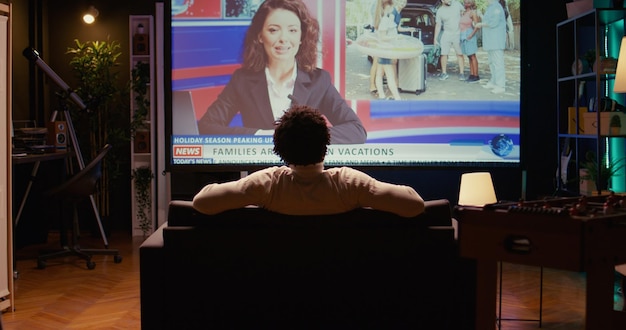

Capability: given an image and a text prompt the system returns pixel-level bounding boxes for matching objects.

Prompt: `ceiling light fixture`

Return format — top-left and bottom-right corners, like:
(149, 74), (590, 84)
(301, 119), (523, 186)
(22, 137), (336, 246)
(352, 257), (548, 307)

(83, 6), (99, 24)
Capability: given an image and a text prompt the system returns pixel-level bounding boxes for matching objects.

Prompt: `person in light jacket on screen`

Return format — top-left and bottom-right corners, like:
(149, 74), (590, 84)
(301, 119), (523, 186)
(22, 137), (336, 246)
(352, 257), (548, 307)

(476, 0), (507, 94)
(197, 0), (367, 145)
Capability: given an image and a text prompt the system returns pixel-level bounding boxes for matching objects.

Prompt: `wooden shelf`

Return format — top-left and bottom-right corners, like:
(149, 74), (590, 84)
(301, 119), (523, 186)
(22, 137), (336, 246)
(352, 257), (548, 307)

(129, 15), (156, 237)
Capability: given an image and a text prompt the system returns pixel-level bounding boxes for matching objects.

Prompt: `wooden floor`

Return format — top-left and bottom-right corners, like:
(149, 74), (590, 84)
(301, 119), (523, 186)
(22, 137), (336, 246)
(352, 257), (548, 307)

(2, 231), (144, 330)
(0, 231), (623, 329)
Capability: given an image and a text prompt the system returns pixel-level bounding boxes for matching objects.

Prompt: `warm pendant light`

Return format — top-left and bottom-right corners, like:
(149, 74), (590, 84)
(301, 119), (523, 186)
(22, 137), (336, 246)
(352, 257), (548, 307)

(83, 6), (99, 24)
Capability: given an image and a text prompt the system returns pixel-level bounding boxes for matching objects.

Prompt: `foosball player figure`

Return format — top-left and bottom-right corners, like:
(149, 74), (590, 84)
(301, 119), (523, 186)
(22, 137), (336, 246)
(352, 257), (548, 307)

(570, 196), (588, 216)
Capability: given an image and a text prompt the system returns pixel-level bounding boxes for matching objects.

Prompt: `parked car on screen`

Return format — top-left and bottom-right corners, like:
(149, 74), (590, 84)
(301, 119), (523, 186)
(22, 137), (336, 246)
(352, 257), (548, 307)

(400, 0), (439, 72)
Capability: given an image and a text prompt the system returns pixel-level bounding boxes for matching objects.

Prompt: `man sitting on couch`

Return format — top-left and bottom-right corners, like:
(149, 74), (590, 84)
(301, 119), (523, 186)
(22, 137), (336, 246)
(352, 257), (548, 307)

(193, 105), (425, 217)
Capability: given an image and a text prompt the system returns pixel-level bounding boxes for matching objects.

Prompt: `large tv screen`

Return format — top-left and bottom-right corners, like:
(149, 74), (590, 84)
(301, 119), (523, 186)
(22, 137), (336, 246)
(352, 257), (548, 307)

(167, 0), (521, 169)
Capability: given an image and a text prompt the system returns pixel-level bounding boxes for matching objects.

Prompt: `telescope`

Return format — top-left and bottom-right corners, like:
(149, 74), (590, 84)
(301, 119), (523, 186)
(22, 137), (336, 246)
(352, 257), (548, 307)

(22, 46), (110, 248)
(22, 47), (88, 111)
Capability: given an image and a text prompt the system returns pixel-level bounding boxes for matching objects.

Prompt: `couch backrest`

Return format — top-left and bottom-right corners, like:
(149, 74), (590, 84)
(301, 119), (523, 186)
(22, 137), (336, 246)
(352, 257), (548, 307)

(167, 198), (454, 228)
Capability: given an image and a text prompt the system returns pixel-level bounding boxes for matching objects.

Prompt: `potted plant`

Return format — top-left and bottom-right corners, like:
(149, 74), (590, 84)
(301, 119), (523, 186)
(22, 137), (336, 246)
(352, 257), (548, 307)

(66, 38), (129, 220)
(131, 166), (154, 236)
(580, 151), (624, 192)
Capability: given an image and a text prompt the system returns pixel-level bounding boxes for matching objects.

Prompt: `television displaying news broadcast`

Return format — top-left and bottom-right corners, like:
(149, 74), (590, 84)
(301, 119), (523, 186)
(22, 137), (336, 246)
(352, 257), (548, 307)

(169, 0), (520, 167)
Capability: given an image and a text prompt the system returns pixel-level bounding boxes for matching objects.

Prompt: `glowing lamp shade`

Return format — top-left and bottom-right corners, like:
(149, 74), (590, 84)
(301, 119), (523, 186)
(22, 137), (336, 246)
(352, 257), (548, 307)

(458, 172), (498, 207)
(614, 36), (626, 93)
(83, 6), (99, 24)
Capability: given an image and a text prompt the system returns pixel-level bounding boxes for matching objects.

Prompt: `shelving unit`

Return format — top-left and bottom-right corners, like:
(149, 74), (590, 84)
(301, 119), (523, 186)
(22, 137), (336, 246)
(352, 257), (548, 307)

(556, 8), (626, 195)
(129, 15), (156, 236)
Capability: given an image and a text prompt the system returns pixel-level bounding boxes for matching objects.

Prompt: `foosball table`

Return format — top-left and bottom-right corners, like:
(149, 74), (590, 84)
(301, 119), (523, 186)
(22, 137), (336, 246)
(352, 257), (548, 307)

(455, 194), (626, 330)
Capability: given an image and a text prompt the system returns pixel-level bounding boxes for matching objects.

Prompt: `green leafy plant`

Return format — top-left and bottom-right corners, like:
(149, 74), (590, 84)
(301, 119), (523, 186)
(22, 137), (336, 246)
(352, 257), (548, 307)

(130, 61), (150, 136)
(132, 166), (154, 236)
(66, 38), (130, 217)
(580, 151), (624, 191)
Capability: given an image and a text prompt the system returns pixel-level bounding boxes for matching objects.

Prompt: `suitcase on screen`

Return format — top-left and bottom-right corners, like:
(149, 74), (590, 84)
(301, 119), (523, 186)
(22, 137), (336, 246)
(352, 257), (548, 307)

(398, 53), (427, 95)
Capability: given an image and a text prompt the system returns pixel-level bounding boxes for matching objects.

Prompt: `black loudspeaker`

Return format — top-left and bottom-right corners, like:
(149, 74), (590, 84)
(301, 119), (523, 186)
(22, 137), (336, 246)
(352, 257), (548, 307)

(134, 130), (150, 153)
(47, 121), (67, 149)
(133, 34), (149, 55)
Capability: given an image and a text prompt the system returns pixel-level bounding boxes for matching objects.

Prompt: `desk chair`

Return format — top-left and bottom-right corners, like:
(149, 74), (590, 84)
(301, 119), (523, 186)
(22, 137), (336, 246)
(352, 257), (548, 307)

(38, 144), (122, 270)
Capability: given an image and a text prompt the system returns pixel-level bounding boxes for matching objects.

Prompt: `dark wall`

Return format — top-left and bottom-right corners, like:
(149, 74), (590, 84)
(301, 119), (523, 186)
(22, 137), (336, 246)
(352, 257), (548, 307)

(9, 0), (31, 121)
(13, 0), (158, 124)
(520, 0), (567, 201)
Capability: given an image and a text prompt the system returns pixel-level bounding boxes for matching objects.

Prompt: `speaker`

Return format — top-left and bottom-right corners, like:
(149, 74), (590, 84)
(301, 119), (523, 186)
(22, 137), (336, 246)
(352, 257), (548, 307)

(47, 121), (67, 149)
(134, 130), (150, 153)
(133, 34), (149, 55)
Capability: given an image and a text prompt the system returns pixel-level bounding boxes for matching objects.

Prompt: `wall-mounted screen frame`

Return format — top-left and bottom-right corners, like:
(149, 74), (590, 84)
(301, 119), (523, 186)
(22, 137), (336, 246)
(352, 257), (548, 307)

(165, 0), (521, 170)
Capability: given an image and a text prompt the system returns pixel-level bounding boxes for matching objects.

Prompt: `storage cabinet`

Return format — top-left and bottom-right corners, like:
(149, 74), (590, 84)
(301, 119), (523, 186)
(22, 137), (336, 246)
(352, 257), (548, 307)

(556, 8), (626, 195)
(129, 15), (156, 236)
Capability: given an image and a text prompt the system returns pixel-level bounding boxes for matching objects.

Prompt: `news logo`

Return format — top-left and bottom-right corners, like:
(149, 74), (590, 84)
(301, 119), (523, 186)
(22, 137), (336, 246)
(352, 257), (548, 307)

(173, 145), (203, 158)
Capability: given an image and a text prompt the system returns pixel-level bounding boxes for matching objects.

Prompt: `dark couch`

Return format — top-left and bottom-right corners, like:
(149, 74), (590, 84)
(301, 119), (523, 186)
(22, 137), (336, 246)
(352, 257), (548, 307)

(140, 199), (475, 329)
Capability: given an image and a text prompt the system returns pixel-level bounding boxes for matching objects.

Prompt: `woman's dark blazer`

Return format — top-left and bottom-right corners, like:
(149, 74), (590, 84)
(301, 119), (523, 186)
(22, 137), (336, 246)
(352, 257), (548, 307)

(197, 67), (367, 144)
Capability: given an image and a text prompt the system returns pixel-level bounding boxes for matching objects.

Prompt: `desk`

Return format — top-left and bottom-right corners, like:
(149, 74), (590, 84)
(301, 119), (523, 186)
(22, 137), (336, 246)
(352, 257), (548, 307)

(12, 150), (70, 165)
(455, 196), (626, 330)
(12, 151), (71, 227)
(11, 151), (71, 278)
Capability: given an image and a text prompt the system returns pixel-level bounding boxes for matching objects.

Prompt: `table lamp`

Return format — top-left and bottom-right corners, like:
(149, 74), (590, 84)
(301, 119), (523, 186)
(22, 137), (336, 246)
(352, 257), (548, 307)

(614, 36), (626, 93)
(458, 172), (498, 206)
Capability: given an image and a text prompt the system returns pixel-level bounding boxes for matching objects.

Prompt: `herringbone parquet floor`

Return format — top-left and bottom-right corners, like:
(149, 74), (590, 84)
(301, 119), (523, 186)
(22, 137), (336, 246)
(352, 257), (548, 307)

(0, 230), (623, 329)
(2, 231), (143, 329)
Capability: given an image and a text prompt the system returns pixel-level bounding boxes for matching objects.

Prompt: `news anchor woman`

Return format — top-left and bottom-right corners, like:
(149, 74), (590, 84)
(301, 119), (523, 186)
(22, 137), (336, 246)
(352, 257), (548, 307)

(197, 0), (367, 144)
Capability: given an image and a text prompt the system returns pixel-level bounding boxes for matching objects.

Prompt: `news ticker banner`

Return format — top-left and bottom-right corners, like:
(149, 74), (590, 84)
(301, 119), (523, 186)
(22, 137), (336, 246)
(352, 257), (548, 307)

(171, 135), (519, 165)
